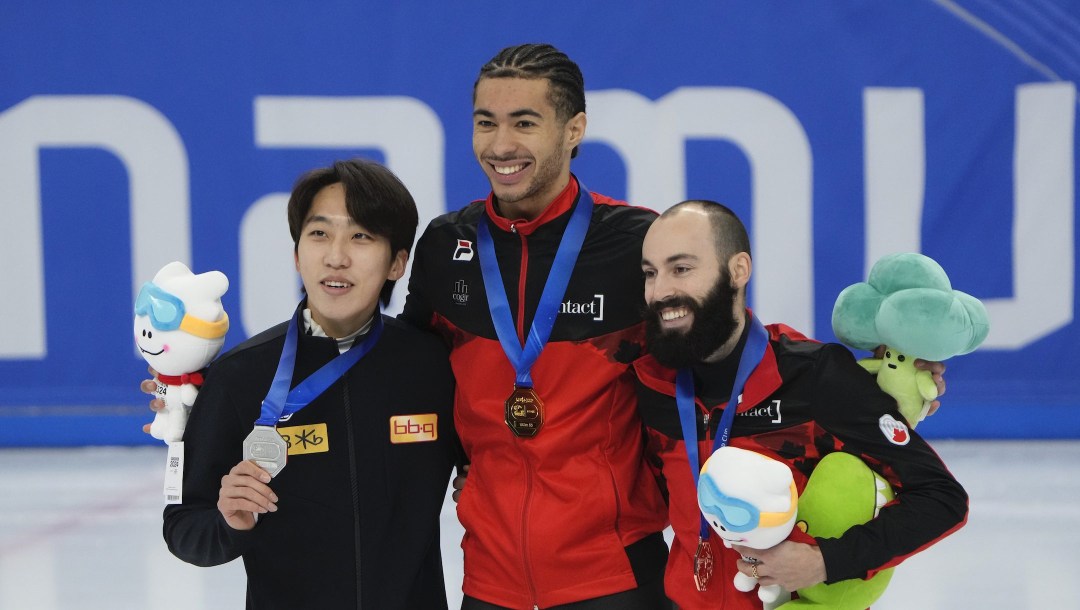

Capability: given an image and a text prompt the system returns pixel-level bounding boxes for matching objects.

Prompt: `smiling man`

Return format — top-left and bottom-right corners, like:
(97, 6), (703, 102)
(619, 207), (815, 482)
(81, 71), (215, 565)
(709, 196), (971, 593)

(402, 44), (670, 609)
(163, 159), (459, 609)
(634, 200), (968, 609)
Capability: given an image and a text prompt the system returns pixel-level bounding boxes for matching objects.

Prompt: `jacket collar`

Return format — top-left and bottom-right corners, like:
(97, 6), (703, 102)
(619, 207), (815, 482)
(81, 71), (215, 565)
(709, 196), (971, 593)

(633, 309), (785, 414)
(483, 175), (580, 236)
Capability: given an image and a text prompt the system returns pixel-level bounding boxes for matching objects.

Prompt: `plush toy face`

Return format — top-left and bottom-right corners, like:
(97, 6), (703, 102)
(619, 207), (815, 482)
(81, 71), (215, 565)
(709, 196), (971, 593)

(698, 446), (798, 550)
(134, 261), (228, 376)
(134, 317), (224, 376)
(877, 347), (919, 391)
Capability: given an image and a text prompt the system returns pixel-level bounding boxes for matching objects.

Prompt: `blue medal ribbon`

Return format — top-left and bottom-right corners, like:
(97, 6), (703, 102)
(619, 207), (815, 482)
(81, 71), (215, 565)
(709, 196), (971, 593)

(476, 185), (593, 390)
(255, 305), (384, 426)
(676, 313), (769, 539)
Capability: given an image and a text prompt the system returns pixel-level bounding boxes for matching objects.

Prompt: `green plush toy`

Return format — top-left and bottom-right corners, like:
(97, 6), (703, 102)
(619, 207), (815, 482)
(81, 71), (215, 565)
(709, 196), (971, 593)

(831, 252), (990, 427)
(775, 452), (896, 609)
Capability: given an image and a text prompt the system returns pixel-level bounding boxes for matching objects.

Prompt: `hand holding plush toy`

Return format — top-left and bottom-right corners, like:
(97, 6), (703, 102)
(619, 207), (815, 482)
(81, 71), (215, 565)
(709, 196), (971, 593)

(697, 446), (798, 604)
(698, 447), (899, 609)
(134, 261), (229, 443)
(831, 252), (989, 427)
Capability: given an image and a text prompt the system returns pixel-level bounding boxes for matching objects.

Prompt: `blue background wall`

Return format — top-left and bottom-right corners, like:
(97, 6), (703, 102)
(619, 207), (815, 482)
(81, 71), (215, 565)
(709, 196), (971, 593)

(1, 1), (1077, 444)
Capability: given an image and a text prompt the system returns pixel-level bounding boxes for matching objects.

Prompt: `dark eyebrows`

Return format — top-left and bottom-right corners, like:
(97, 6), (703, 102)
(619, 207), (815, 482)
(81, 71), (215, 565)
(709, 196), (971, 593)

(509, 108), (543, 119)
(642, 253), (699, 267)
(302, 214), (358, 228)
(472, 108), (544, 120)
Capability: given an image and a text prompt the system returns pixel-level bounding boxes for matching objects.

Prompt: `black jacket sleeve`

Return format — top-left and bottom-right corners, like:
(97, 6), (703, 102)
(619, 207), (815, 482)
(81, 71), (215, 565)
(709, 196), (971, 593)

(810, 344), (968, 582)
(400, 222), (437, 331)
(162, 361), (257, 566)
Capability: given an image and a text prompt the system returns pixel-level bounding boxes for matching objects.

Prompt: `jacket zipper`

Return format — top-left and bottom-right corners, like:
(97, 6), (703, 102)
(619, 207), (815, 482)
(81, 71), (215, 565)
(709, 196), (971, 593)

(342, 379), (364, 609)
(513, 223), (529, 344)
(510, 221), (541, 605)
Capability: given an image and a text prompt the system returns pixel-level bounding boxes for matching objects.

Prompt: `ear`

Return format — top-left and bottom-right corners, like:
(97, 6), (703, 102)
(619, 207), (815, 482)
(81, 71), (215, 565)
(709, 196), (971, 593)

(729, 252), (752, 289)
(294, 249), (300, 273)
(565, 111), (586, 151)
(388, 249), (409, 281)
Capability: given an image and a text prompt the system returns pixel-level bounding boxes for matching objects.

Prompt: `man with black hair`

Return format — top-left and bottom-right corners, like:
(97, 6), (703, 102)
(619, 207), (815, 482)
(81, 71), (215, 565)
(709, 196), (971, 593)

(634, 200), (967, 609)
(402, 44), (671, 609)
(162, 159), (459, 609)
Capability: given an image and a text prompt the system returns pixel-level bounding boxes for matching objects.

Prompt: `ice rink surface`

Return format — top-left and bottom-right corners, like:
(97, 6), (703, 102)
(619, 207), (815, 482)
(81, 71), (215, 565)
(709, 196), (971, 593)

(0, 440), (1074, 609)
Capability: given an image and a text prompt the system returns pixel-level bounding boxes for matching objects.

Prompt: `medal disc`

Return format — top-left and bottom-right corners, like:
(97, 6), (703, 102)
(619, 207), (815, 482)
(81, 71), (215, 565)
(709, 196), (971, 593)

(505, 386), (544, 437)
(693, 537), (714, 592)
(243, 425), (288, 477)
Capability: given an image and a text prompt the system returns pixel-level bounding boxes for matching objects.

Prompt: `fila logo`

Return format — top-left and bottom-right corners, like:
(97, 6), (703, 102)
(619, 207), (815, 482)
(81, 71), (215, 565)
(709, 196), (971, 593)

(559, 294), (604, 321)
(390, 414), (438, 443)
(452, 279), (469, 305)
(452, 239), (474, 261)
(740, 399), (783, 423)
(879, 414), (911, 446)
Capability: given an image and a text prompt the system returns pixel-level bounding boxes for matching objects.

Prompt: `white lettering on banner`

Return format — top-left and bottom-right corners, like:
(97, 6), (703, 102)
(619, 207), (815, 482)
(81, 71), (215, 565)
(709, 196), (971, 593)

(240, 194), (300, 336)
(1, 86), (1072, 360)
(586, 88), (815, 335)
(863, 88), (926, 265)
(246, 96), (446, 333)
(0, 95), (190, 359)
(864, 82), (1075, 349)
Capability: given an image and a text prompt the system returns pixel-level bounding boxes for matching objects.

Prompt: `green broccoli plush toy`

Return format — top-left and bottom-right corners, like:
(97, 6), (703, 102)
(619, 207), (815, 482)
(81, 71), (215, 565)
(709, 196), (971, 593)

(831, 252), (990, 427)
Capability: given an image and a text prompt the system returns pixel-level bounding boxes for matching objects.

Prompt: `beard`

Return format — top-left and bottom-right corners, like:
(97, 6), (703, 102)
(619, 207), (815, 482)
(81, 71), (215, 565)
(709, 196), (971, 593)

(644, 271), (741, 370)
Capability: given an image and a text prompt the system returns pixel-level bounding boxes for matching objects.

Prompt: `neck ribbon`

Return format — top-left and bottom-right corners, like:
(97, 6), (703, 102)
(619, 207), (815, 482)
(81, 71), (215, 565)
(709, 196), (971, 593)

(475, 185), (593, 389)
(676, 313), (769, 539)
(255, 305), (383, 426)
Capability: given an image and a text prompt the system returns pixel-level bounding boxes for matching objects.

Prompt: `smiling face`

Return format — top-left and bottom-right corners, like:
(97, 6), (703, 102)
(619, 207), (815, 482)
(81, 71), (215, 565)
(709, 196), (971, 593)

(472, 76), (585, 220)
(294, 182), (407, 338)
(133, 319), (223, 376)
(641, 206), (750, 367)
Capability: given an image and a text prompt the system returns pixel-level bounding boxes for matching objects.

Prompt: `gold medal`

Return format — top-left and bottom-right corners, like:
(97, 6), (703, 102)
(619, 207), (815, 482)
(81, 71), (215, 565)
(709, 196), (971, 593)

(693, 536), (714, 592)
(505, 386), (544, 437)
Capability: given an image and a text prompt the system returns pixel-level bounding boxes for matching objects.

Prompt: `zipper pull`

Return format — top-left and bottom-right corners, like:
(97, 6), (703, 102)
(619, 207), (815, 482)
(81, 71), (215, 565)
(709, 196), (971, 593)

(510, 223), (518, 233)
(702, 409), (711, 439)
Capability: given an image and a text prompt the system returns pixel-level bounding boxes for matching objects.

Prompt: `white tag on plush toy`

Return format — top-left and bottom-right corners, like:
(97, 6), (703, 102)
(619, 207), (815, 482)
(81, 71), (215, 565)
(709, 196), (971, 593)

(163, 442), (185, 504)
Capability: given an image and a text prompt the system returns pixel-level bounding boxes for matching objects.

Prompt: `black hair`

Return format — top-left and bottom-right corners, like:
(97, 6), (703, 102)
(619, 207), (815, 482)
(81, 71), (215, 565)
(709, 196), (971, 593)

(662, 200), (752, 264)
(474, 43), (586, 158)
(287, 159), (419, 305)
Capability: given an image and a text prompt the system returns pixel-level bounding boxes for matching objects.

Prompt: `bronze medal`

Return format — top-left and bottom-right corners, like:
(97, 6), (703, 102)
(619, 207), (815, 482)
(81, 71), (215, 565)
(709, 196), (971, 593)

(693, 537), (714, 592)
(505, 386), (544, 437)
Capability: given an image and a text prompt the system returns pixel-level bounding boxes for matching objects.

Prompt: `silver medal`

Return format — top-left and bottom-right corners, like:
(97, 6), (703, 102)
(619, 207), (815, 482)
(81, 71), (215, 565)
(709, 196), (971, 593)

(243, 425), (288, 477)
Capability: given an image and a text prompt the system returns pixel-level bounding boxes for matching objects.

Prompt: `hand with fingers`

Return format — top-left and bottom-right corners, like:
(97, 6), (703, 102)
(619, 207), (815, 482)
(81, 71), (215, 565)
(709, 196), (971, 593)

(732, 540), (827, 595)
(140, 367), (166, 435)
(451, 464), (469, 503)
(218, 460), (279, 531)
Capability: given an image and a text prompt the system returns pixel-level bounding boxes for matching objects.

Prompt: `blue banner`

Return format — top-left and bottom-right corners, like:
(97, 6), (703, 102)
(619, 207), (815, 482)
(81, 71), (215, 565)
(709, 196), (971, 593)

(1, 1), (1077, 444)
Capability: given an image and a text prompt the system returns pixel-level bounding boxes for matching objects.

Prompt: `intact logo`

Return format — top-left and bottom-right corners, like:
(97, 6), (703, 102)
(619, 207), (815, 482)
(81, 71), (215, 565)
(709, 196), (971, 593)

(559, 294), (604, 321)
(390, 414), (438, 443)
(879, 414), (910, 446)
(452, 239), (474, 262)
(739, 399), (783, 424)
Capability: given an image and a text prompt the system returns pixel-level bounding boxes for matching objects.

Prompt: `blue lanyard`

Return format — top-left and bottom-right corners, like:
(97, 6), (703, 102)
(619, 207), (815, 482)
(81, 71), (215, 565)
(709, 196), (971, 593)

(256, 306), (384, 426)
(676, 314), (769, 539)
(476, 185), (593, 389)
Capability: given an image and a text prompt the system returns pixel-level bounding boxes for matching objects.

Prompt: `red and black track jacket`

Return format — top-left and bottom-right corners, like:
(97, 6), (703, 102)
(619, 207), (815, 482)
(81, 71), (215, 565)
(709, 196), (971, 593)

(402, 177), (669, 608)
(633, 316), (969, 610)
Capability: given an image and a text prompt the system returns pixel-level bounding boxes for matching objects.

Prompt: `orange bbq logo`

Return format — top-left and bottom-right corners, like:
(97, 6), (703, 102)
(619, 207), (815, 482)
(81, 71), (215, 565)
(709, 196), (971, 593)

(389, 414), (438, 443)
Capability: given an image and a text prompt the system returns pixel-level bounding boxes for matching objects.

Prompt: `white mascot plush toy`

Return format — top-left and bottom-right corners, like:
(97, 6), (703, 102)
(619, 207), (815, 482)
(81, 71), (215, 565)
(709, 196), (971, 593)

(134, 261), (229, 443)
(698, 446), (798, 605)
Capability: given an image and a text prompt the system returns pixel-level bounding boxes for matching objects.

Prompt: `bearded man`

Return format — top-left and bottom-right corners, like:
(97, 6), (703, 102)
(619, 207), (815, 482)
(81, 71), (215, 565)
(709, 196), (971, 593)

(633, 200), (968, 610)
